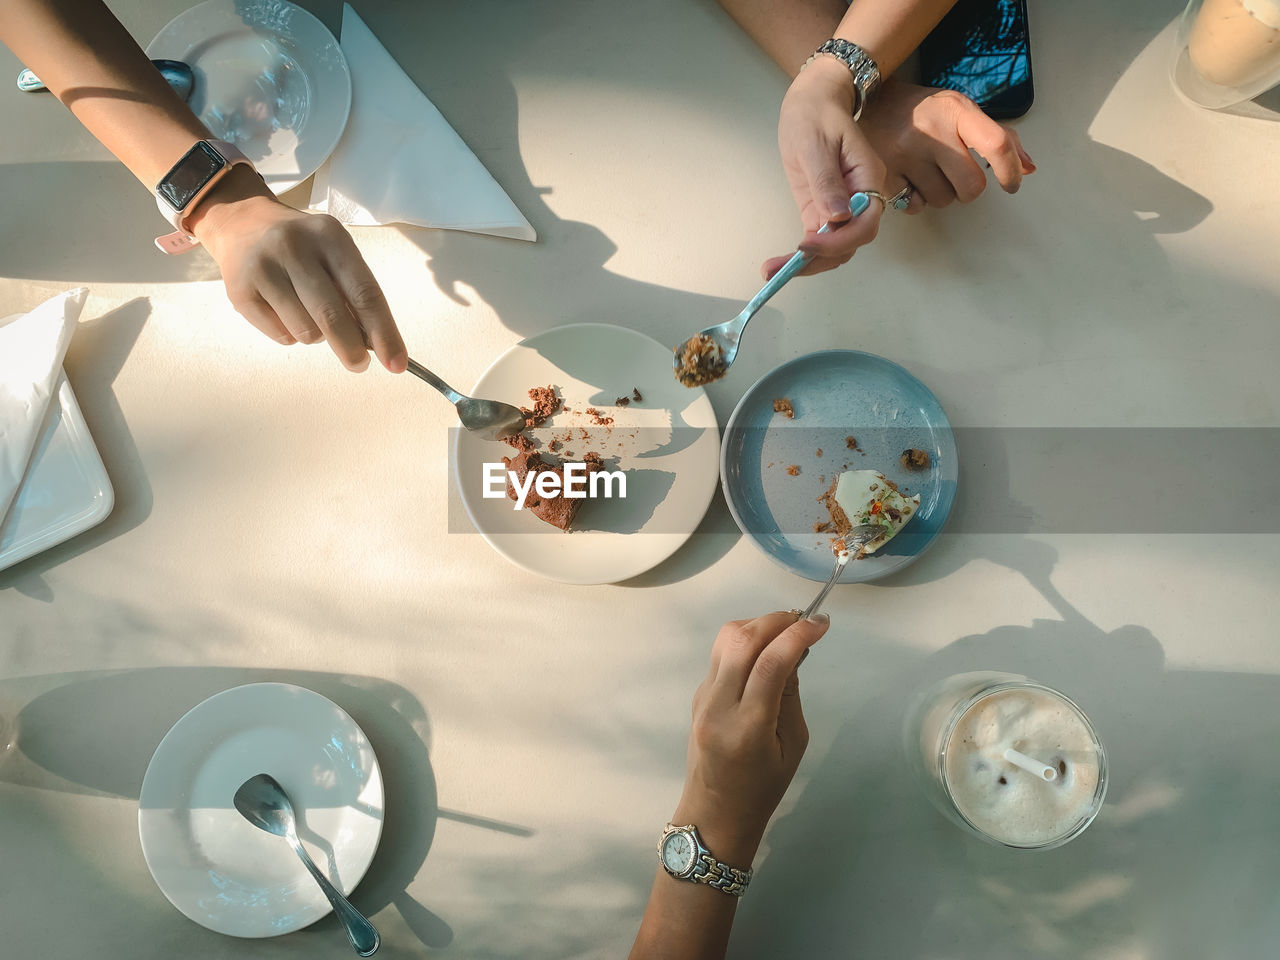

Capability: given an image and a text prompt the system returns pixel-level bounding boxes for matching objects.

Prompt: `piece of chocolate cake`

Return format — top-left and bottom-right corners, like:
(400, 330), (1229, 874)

(502, 450), (605, 532)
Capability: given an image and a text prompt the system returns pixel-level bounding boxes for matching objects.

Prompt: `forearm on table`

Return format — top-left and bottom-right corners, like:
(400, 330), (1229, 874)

(0, 0), (210, 187)
(717, 0), (956, 78)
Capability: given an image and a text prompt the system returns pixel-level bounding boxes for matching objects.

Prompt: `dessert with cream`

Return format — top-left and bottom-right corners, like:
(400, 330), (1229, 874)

(820, 469), (920, 555)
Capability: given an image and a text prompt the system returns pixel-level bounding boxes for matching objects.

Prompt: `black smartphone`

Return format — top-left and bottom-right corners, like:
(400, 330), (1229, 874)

(917, 0), (1034, 120)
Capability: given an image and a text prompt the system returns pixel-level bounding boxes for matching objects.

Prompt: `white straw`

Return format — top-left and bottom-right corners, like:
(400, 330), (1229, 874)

(1004, 748), (1057, 781)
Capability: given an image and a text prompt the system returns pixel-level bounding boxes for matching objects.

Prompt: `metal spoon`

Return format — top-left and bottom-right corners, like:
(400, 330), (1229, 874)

(406, 357), (527, 441)
(233, 774), (380, 957)
(17, 59), (195, 102)
(800, 524), (885, 619)
(673, 192), (874, 387)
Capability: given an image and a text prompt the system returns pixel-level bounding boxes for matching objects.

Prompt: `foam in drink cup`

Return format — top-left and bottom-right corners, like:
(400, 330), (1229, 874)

(1189, 0), (1280, 88)
(906, 673), (1108, 849)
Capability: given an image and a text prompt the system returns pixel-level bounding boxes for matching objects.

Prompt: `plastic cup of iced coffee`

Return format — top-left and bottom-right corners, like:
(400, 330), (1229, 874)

(1172, 0), (1280, 109)
(905, 672), (1108, 850)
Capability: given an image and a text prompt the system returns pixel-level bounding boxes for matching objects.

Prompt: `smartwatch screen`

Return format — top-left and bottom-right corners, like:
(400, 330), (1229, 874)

(157, 141), (226, 211)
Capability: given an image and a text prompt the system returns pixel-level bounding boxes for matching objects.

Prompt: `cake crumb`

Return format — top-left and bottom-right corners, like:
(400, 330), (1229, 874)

(615, 396), (631, 406)
(503, 432), (535, 453)
(901, 448), (931, 471)
(845, 436), (858, 450)
(521, 385), (561, 429)
(548, 439), (562, 453)
(773, 398), (795, 419)
(816, 448), (823, 457)
(813, 521), (833, 533)
(632, 387), (643, 402)
(585, 407), (614, 426)
(786, 464), (800, 476)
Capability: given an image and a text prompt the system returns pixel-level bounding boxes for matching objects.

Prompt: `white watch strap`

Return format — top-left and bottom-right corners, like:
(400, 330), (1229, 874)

(154, 139), (256, 255)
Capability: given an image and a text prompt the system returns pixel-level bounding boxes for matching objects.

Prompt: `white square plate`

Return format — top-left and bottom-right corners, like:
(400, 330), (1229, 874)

(0, 370), (114, 572)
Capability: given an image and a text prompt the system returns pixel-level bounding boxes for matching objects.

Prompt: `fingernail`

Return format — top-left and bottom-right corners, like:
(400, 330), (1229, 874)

(806, 612), (829, 626)
(276, 334), (295, 345)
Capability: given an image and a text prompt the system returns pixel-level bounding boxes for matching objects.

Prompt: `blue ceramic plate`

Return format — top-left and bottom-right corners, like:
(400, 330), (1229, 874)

(721, 350), (957, 583)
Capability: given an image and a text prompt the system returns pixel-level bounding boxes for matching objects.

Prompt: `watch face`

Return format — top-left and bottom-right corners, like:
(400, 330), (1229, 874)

(661, 830), (696, 876)
(157, 141), (226, 212)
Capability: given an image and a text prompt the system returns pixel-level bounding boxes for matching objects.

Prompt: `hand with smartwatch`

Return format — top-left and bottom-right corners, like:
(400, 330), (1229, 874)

(184, 161), (407, 373)
(629, 611), (830, 960)
(0, 0), (407, 374)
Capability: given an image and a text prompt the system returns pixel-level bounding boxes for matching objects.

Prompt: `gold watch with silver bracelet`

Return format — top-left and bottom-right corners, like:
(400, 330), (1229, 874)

(657, 823), (753, 897)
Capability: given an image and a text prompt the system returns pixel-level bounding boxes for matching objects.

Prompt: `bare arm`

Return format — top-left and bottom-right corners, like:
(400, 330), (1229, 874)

(0, 0), (407, 373)
(718, 0), (957, 79)
(630, 613), (830, 960)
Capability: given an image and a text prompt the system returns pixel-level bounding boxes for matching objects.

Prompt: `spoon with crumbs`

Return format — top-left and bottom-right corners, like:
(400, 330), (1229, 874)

(673, 192), (874, 387)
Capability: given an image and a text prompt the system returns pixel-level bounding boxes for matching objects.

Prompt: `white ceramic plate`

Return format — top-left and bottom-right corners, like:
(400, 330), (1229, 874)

(453, 323), (721, 584)
(147, 0), (352, 193)
(138, 683), (383, 939)
(0, 366), (113, 573)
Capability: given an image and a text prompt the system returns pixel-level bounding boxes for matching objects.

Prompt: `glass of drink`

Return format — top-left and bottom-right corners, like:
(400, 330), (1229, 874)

(1172, 0), (1280, 109)
(904, 672), (1108, 850)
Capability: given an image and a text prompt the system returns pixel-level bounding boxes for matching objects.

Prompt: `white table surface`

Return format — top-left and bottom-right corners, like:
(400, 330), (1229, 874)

(3, 0), (1280, 957)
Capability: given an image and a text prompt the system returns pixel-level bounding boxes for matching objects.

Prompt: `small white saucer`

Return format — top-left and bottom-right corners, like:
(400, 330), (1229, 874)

(138, 683), (383, 938)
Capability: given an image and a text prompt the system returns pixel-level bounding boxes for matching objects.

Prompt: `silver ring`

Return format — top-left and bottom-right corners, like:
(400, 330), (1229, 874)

(889, 185), (913, 211)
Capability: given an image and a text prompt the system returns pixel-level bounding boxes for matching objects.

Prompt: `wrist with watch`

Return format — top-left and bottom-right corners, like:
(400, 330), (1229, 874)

(803, 37), (882, 121)
(152, 138), (262, 255)
(657, 823), (753, 898)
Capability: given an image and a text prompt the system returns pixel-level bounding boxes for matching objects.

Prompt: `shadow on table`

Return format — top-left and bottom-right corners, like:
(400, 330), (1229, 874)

(730, 537), (1280, 959)
(616, 485), (741, 588)
(0, 667), (514, 954)
(0, 163), (222, 284)
(0, 297), (154, 600)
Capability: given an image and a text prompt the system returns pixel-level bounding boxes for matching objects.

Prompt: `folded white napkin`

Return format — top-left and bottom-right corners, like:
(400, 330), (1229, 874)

(0, 288), (87, 529)
(308, 4), (536, 242)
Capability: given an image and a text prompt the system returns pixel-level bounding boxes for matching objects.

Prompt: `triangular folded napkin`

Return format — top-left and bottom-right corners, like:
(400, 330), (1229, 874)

(309, 3), (536, 241)
(0, 287), (87, 528)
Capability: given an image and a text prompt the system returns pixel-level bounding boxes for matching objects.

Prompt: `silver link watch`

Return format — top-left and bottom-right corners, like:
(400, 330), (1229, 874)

(657, 823), (753, 897)
(803, 37), (882, 121)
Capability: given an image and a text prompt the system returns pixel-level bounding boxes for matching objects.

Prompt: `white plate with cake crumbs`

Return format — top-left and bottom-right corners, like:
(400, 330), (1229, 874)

(721, 350), (957, 583)
(452, 323), (720, 584)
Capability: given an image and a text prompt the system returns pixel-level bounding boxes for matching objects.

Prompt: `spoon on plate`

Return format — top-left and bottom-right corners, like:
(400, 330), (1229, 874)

(233, 773), (380, 957)
(800, 524), (885, 619)
(672, 192), (874, 387)
(17, 59), (195, 101)
(406, 357), (527, 441)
